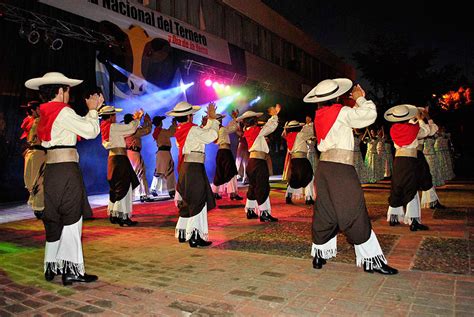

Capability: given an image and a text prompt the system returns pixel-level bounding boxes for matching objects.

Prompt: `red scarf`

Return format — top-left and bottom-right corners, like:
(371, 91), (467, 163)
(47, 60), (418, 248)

(286, 131), (298, 151)
(100, 120), (112, 142)
(175, 122), (196, 170)
(244, 126), (262, 149)
(20, 116), (35, 140)
(37, 101), (81, 142)
(152, 126), (162, 140)
(314, 104), (344, 144)
(390, 123), (420, 147)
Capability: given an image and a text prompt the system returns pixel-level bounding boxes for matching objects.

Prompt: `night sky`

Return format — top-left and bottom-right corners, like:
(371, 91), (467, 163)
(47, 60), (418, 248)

(262, 0), (473, 84)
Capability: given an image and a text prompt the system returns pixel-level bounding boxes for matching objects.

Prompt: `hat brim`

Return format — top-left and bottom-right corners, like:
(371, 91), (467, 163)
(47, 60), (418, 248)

(25, 77), (83, 90)
(284, 123), (305, 128)
(384, 105), (419, 122)
(165, 105), (201, 117)
(236, 112), (263, 122)
(99, 108), (123, 116)
(303, 78), (353, 103)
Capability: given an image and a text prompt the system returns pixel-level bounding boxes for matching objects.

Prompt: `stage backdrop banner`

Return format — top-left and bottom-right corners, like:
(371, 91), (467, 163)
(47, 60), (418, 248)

(39, 0), (231, 65)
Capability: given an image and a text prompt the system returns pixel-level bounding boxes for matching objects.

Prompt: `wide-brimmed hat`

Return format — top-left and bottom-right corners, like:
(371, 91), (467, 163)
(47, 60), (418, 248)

(152, 115), (166, 125)
(236, 110), (263, 122)
(25, 72), (83, 90)
(166, 101), (201, 117)
(216, 113), (226, 120)
(20, 100), (41, 109)
(98, 105), (122, 116)
(384, 104), (419, 122)
(303, 78), (353, 103)
(284, 120), (305, 128)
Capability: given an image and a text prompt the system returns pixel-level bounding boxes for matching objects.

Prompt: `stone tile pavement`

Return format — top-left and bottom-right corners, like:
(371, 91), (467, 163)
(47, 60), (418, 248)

(0, 180), (473, 316)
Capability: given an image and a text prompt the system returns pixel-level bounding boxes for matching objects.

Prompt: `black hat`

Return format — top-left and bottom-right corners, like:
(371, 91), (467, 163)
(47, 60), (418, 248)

(122, 113), (134, 124)
(152, 115), (166, 126)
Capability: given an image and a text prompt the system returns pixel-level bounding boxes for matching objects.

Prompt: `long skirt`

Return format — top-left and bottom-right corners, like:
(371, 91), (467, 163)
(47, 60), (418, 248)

(213, 149), (238, 186)
(388, 156), (419, 208)
(289, 158), (313, 189)
(246, 158), (270, 205)
(24, 148), (46, 211)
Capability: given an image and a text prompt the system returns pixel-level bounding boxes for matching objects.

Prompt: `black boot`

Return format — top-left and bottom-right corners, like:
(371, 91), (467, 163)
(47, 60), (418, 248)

(260, 210), (278, 222)
(188, 231), (212, 248)
(169, 190), (175, 199)
(118, 215), (138, 227)
(62, 267), (98, 286)
(151, 190), (158, 197)
(34, 210), (44, 220)
(305, 197), (314, 205)
(246, 208), (258, 219)
(410, 218), (429, 231)
(312, 257), (327, 269)
(230, 193), (243, 200)
(44, 264), (57, 281)
(109, 215), (118, 224)
(178, 230), (186, 243)
(285, 194), (293, 205)
(389, 215), (400, 226)
(214, 193), (222, 200)
(364, 263), (398, 275)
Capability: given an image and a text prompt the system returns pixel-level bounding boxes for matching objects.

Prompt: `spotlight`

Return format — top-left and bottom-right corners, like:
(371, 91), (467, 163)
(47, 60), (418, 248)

(28, 30), (40, 45)
(204, 79), (212, 87)
(50, 38), (63, 50)
(212, 82), (219, 89)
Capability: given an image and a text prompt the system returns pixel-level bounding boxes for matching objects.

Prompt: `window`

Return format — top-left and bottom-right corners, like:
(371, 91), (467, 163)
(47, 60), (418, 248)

(158, 0), (173, 15)
(224, 6), (242, 46)
(174, 0), (187, 21)
(187, 0), (200, 28)
(258, 27), (271, 61)
(271, 33), (281, 66)
(201, 0), (224, 37)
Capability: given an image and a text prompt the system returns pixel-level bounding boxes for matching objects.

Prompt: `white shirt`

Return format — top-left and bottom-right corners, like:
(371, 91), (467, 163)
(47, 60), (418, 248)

(102, 120), (139, 150)
(182, 119), (219, 155)
(41, 108), (100, 148)
(317, 97), (376, 152)
(248, 115), (278, 153)
(289, 124), (314, 154)
(217, 119), (238, 145)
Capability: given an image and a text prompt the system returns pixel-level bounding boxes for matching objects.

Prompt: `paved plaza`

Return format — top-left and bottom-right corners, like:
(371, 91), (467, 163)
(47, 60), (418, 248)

(0, 180), (473, 316)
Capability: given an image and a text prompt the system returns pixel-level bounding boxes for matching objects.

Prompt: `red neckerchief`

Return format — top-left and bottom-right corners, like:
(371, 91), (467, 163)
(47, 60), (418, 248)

(244, 126), (262, 149)
(175, 122), (196, 170)
(38, 102), (70, 142)
(20, 116), (35, 140)
(100, 120), (112, 142)
(286, 131), (298, 151)
(390, 123), (420, 147)
(152, 126), (162, 140)
(314, 104), (344, 144)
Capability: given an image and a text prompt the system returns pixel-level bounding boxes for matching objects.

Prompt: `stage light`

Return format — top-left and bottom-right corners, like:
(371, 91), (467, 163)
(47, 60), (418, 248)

(28, 30), (40, 44)
(225, 85), (230, 90)
(249, 95), (261, 106)
(212, 82), (219, 89)
(50, 38), (63, 50)
(204, 79), (212, 87)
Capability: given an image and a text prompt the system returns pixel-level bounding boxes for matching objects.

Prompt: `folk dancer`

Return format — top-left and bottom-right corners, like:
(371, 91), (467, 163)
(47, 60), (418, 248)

(167, 101), (219, 247)
(25, 72), (101, 285)
(124, 112), (153, 202)
(99, 105), (141, 227)
(282, 120), (315, 205)
(237, 105), (281, 222)
(20, 101), (46, 219)
(211, 110), (244, 201)
(384, 105), (431, 231)
(235, 124), (249, 184)
(304, 78), (398, 275)
(150, 115), (177, 199)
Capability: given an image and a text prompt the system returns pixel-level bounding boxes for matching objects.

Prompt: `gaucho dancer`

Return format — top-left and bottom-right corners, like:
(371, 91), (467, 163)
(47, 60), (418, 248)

(167, 101), (219, 247)
(99, 105), (141, 227)
(237, 105), (281, 222)
(282, 120), (315, 205)
(384, 105), (432, 231)
(304, 78), (397, 275)
(25, 72), (101, 285)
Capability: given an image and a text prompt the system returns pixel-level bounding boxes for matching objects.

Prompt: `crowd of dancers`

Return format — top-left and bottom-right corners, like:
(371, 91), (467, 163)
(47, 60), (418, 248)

(18, 71), (457, 285)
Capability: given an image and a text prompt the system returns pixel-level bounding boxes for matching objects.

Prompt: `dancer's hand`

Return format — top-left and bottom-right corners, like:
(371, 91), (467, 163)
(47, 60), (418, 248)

(268, 103), (281, 116)
(133, 108), (144, 120)
(85, 93), (104, 110)
(207, 102), (217, 120)
(231, 109), (239, 119)
(351, 84), (365, 100)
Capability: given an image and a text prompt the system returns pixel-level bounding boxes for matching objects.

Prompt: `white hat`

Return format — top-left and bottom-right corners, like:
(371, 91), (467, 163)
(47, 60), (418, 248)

(25, 72), (83, 90)
(98, 105), (122, 116)
(384, 104), (419, 122)
(166, 101), (201, 117)
(236, 110), (263, 122)
(284, 120), (304, 128)
(303, 78), (353, 103)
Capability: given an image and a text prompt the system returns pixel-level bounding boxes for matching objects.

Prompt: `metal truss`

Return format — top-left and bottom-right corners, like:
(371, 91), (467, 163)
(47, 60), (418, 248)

(0, 2), (118, 46)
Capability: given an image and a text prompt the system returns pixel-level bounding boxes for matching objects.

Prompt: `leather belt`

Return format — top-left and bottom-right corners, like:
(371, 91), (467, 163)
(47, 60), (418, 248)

(395, 148), (417, 158)
(249, 151), (267, 160)
(184, 152), (205, 163)
(320, 148), (354, 166)
(127, 146), (141, 152)
(219, 143), (231, 150)
(158, 145), (171, 151)
(46, 148), (79, 164)
(109, 147), (127, 156)
(290, 151), (307, 159)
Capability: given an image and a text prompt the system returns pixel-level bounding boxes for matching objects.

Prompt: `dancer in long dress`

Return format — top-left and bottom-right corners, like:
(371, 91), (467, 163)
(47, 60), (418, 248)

(235, 124), (249, 184)
(353, 129), (368, 183)
(364, 128), (384, 183)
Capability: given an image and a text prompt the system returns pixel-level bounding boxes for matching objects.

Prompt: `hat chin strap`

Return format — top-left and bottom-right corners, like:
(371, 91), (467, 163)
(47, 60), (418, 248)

(308, 85), (339, 99)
